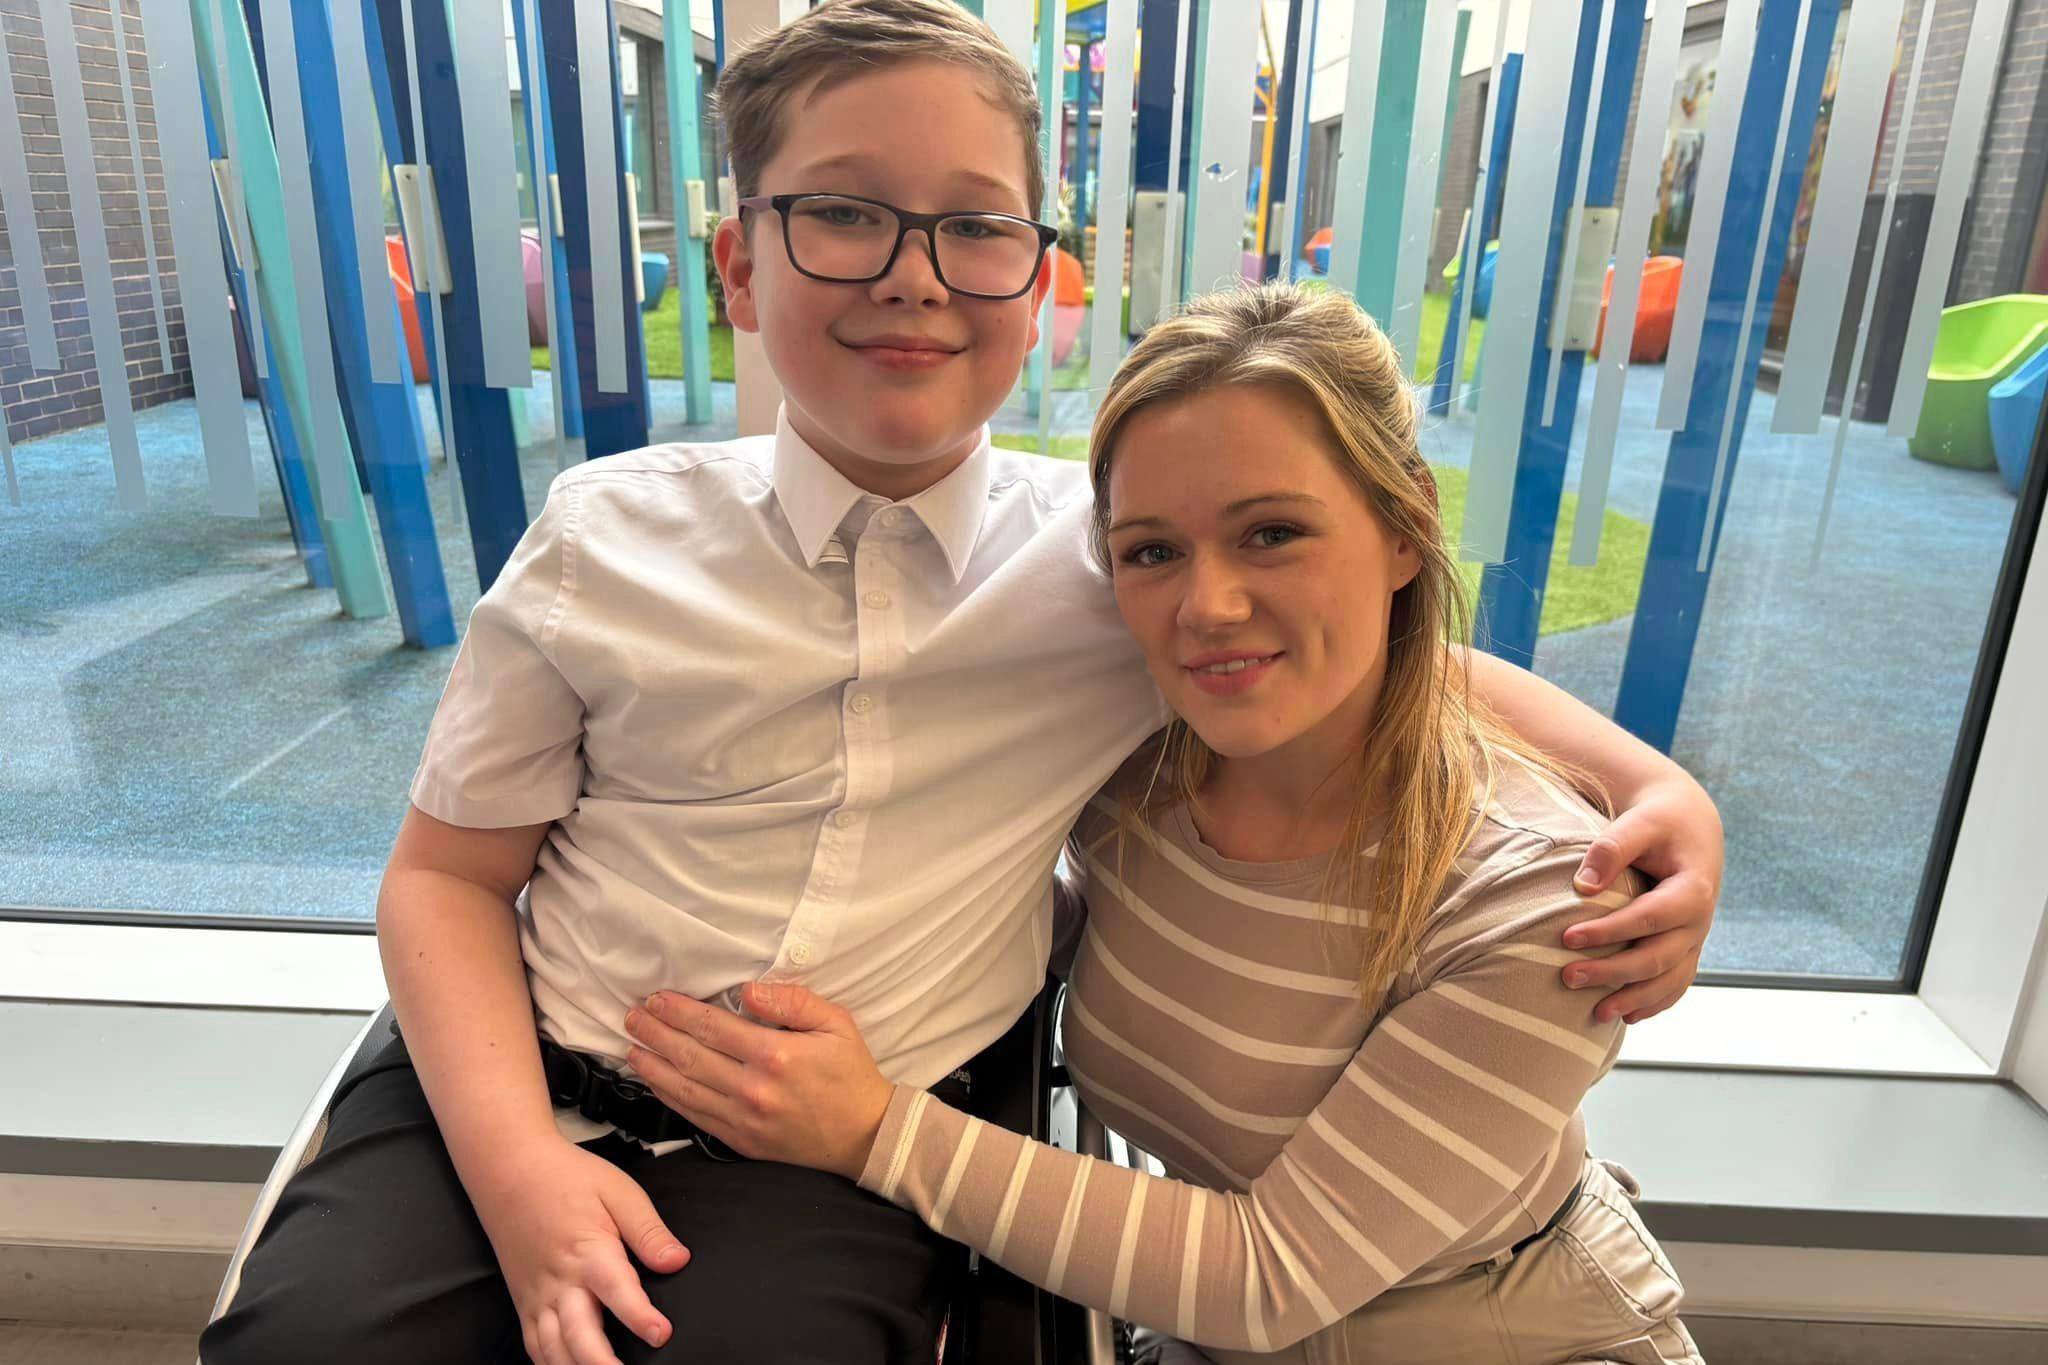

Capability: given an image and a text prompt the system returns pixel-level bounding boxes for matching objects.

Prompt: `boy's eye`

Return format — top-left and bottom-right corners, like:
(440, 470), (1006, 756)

(801, 200), (882, 229)
(1248, 524), (1304, 550)
(1119, 543), (1178, 569)
(943, 218), (994, 240)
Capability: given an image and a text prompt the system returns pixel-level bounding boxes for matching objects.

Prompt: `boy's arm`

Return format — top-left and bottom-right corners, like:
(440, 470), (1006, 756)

(378, 807), (687, 1359)
(1463, 648), (1724, 1024)
(376, 806), (560, 1178)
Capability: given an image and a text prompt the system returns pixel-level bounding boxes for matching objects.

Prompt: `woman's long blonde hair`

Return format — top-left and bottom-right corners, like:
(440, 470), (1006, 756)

(1088, 282), (1607, 1000)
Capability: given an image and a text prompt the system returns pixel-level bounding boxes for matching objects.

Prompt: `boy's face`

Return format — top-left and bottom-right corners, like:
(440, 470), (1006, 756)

(715, 61), (1049, 497)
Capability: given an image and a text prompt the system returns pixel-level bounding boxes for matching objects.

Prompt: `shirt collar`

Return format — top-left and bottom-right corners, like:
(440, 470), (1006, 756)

(771, 408), (991, 585)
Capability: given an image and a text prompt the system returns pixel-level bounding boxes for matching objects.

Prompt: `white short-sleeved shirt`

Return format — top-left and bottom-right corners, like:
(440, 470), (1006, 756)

(410, 412), (1168, 1142)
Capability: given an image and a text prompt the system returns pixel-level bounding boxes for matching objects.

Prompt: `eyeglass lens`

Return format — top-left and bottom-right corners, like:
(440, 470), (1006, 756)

(783, 195), (1043, 297)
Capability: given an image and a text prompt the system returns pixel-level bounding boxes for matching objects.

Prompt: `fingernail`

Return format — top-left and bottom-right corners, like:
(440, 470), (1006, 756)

(1563, 929), (1587, 948)
(1566, 970), (1588, 989)
(625, 1009), (644, 1031)
(1575, 870), (1599, 890)
(645, 992), (665, 1012)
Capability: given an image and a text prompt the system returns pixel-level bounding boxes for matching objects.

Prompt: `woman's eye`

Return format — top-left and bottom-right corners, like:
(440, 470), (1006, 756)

(1120, 543), (1176, 568)
(1249, 524), (1303, 549)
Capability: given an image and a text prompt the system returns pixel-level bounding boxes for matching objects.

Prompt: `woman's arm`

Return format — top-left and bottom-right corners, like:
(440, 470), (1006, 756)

(625, 845), (1627, 1353)
(1462, 648), (1723, 1022)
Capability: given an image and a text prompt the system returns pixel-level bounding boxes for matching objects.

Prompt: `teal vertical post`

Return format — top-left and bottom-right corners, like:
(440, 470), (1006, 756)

(199, 0), (389, 620)
(1178, 0), (1208, 293)
(1352, 0), (1426, 320)
(663, 9), (714, 423)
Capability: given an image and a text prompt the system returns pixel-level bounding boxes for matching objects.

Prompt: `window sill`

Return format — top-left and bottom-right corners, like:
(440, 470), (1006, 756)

(2, 997), (2044, 1332)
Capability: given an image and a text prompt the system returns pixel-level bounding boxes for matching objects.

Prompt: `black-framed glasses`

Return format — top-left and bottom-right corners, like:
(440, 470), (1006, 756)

(738, 192), (1057, 301)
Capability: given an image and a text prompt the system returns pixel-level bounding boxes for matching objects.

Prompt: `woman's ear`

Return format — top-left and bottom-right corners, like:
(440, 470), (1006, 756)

(1391, 535), (1423, 592)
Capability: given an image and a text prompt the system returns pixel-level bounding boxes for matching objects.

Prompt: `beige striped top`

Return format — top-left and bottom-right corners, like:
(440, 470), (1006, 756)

(858, 750), (1634, 1353)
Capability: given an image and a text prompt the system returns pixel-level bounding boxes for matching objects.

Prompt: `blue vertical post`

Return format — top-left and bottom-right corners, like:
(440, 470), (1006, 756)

(296, 0), (456, 647)
(1286, 0), (1320, 274)
(1474, 7), (1642, 668)
(369, 0), (531, 592)
(1431, 52), (1519, 415)
(506, 0), (585, 442)
(1263, 0), (1311, 278)
(662, 9), (715, 424)
(1073, 39), (1092, 231)
(360, 2), (448, 456)
(1134, 0), (1195, 195)
(1613, 0), (1840, 750)
(536, 0), (652, 460)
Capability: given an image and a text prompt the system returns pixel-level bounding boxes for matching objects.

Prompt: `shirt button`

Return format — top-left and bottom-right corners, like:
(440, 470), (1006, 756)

(849, 693), (874, 715)
(789, 942), (812, 966)
(863, 589), (891, 609)
(880, 509), (903, 527)
(834, 810), (857, 829)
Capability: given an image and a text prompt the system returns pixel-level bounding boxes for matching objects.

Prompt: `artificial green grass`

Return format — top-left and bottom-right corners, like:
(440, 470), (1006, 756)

(533, 288), (736, 382)
(1432, 463), (1646, 637)
(988, 440), (1645, 638)
(1411, 290), (1484, 385)
(991, 432), (1091, 461)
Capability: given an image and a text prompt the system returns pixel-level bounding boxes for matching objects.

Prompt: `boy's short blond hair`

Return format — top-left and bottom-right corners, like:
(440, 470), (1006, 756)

(714, 0), (1045, 217)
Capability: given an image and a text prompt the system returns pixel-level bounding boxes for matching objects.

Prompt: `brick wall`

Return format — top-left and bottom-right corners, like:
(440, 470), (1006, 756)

(0, 0), (189, 446)
(1427, 69), (1486, 285)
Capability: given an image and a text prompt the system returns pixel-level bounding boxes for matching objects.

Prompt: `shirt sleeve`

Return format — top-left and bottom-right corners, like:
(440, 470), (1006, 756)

(409, 478), (587, 829)
(857, 841), (1630, 1352)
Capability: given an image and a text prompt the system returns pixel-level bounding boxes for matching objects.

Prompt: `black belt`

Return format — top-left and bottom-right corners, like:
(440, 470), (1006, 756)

(1509, 1173), (1586, 1257)
(540, 1036), (974, 1160)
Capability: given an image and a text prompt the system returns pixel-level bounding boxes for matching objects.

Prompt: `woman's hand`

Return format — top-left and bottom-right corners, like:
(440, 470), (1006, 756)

(464, 1135), (686, 1365)
(625, 983), (896, 1181)
(1565, 776), (1725, 1025)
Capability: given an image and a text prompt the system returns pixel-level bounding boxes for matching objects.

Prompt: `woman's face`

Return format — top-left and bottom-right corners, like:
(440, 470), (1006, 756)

(1104, 384), (1422, 767)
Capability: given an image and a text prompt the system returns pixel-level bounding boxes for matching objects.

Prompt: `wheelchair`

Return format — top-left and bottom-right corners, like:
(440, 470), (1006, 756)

(205, 982), (1125, 1364)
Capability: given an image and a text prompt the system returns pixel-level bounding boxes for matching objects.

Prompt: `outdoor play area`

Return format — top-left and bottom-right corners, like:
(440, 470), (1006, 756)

(1, 0), (2042, 991)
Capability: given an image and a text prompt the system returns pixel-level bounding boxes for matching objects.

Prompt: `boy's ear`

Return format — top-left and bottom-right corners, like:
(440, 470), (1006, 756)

(1024, 251), (1054, 351)
(713, 216), (760, 334)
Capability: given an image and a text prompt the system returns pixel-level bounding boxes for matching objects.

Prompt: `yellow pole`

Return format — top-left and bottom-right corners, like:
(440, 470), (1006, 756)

(1253, 8), (1279, 258)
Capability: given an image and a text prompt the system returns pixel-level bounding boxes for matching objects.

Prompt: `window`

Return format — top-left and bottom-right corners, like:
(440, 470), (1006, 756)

(3, 0), (2043, 1080)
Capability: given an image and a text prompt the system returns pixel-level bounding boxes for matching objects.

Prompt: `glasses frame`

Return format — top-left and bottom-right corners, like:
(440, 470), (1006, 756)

(737, 192), (1058, 301)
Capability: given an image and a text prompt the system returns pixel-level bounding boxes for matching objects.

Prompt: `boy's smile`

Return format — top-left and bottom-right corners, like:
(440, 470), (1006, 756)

(715, 61), (1050, 500)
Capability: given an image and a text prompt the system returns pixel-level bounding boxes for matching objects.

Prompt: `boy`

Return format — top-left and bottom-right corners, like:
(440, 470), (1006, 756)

(201, 4), (1721, 1363)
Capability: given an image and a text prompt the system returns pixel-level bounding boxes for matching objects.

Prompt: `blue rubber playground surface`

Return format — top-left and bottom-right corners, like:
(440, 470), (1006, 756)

(0, 364), (2025, 980)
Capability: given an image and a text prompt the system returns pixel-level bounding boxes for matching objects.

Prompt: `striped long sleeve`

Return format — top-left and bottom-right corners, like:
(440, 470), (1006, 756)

(857, 815), (1630, 1352)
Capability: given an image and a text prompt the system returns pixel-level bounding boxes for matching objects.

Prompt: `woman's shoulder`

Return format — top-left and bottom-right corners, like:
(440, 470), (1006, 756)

(1423, 749), (1631, 937)
(1465, 747), (1611, 864)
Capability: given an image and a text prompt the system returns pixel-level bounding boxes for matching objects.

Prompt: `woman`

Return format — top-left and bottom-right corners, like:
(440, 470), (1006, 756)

(625, 283), (1701, 1363)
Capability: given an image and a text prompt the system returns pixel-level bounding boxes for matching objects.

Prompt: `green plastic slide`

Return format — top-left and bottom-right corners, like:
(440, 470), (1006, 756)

(1909, 294), (2048, 470)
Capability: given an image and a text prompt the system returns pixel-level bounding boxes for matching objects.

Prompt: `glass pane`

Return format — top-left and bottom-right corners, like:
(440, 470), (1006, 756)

(3, 0), (2038, 998)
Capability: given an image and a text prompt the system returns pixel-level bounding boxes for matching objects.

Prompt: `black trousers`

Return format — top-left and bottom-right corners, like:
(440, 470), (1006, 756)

(197, 1032), (966, 1365)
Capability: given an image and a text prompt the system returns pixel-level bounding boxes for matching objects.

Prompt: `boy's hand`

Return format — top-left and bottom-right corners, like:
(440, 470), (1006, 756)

(1563, 777), (1725, 1025)
(466, 1136), (688, 1365)
(626, 983), (896, 1182)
